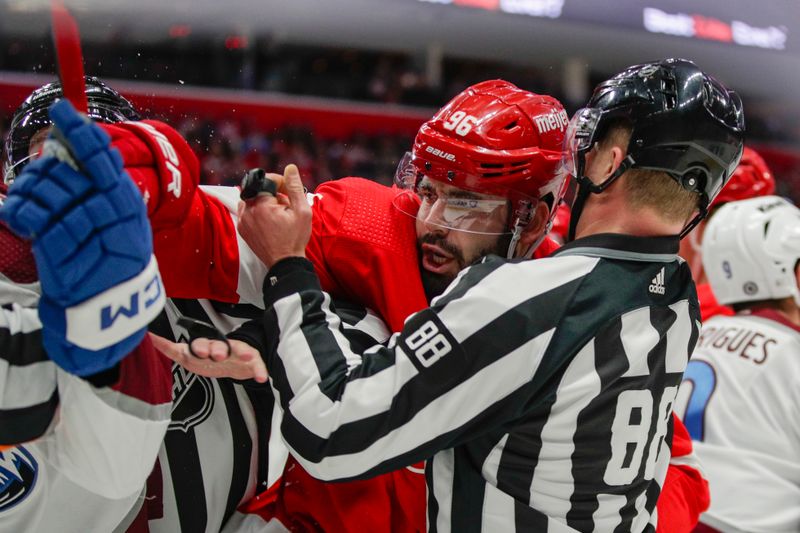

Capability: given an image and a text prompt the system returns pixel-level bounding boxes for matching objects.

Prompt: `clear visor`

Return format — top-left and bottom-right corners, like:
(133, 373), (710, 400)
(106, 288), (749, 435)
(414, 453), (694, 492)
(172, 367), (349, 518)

(4, 125), (53, 185)
(3, 154), (36, 185)
(392, 152), (511, 235)
(393, 151), (418, 189)
(562, 107), (601, 177)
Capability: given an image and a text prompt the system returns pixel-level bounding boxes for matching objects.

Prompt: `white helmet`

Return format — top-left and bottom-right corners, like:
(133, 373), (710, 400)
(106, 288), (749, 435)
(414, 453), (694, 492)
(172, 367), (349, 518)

(702, 196), (800, 306)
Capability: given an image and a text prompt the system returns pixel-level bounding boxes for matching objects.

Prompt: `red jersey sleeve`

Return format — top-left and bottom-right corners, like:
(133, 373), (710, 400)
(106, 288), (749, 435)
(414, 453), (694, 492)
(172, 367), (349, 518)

(102, 121), (240, 302)
(103, 121), (242, 302)
(150, 187), (240, 302)
(102, 121), (199, 232)
(697, 282), (734, 322)
(112, 334), (172, 406)
(308, 178), (428, 331)
(656, 415), (710, 532)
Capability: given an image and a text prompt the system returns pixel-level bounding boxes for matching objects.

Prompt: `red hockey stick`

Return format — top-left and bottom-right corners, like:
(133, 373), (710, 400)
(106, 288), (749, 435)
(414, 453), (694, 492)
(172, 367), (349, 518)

(51, 0), (87, 113)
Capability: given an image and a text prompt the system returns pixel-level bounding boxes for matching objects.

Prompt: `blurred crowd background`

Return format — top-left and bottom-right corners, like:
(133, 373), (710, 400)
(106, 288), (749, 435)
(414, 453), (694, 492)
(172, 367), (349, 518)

(0, 0), (798, 202)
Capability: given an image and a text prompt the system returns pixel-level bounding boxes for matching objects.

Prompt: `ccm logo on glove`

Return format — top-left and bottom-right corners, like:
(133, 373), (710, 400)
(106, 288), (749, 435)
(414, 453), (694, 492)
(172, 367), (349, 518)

(65, 256), (166, 350)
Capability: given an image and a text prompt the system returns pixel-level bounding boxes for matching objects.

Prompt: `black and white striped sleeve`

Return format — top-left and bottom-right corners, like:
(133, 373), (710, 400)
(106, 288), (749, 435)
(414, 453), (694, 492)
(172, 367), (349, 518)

(0, 299), (57, 446)
(261, 255), (596, 481)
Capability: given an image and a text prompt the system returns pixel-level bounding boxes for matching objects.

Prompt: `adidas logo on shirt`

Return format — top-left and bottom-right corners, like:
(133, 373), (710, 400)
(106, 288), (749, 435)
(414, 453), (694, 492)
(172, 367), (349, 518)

(649, 267), (666, 295)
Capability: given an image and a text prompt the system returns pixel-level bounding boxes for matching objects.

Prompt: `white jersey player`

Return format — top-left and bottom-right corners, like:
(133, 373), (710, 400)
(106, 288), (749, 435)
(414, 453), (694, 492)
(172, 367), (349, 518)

(0, 275), (172, 533)
(674, 195), (800, 533)
(0, 92), (172, 531)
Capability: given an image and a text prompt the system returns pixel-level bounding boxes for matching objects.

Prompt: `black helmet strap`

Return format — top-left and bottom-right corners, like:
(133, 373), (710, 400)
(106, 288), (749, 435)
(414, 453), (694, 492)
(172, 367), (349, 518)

(567, 155), (634, 241)
(679, 193), (709, 239)
(567, 153), (710, 241)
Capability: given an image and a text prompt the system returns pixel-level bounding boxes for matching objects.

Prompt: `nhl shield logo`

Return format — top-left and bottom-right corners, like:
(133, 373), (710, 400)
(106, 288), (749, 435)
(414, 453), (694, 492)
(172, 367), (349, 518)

(0, 446), (38, 512)
(169, 364), (215, 433)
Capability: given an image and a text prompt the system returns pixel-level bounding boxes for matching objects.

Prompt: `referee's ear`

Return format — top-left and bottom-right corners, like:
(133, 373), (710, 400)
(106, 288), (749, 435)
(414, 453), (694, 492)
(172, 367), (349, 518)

(517, 201), (550, 251)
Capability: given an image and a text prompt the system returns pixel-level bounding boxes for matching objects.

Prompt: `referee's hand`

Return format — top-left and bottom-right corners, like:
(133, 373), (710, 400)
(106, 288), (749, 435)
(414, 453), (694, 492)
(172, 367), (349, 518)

(237, 163), (311, 268)
(150, 333), (268, 383)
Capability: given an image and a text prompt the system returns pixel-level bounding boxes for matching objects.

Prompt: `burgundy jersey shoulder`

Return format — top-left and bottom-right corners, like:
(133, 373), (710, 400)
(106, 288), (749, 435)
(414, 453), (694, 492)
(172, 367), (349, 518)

(0, 219), (37, 283)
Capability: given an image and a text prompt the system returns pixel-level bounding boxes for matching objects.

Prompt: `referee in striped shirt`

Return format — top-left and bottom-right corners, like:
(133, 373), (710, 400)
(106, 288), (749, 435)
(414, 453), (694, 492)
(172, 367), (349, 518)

(238, 59), (744, 532)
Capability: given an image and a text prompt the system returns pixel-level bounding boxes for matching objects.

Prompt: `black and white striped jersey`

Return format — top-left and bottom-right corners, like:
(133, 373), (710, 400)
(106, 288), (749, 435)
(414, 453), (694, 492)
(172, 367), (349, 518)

(0, 276), (54, 446)
(261, 234), (700, 533)
(0, 275), (173, 533)
(145, 296), (393, 532)
(145, 297), (274, 533)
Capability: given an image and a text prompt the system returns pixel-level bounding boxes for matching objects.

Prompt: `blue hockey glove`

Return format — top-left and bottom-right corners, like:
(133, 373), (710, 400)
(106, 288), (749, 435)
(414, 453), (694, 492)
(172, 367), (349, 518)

(0, 100), (165, 376)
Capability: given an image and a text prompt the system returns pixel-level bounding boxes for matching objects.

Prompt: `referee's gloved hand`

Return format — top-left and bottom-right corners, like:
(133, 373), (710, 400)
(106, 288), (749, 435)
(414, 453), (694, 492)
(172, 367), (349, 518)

(0, 100), (165, 377)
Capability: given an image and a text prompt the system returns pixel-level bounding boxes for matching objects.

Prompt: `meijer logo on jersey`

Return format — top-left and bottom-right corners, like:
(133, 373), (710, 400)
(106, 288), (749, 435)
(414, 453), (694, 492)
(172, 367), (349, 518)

(649, 267), (666, 295)
(534, 109), (569, 135)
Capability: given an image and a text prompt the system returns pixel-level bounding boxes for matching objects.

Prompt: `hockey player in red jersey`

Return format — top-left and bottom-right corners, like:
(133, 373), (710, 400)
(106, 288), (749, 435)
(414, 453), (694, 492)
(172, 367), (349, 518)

(240, 81), (568, 531)
(678, 147), (776, 322)
(149, 80), (566, 531)
(165, 80), (715, 532)
(230, 60), (745, 532)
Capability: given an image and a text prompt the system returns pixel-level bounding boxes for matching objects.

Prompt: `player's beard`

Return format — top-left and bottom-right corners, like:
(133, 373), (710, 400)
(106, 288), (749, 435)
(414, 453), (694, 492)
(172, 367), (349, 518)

(418, 232), (510, 301)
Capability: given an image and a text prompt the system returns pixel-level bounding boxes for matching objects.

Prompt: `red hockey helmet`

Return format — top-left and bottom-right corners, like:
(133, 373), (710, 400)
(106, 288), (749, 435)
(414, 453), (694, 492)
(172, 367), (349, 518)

(395, 80), (568, 245)
(710, 146), (775, 208)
